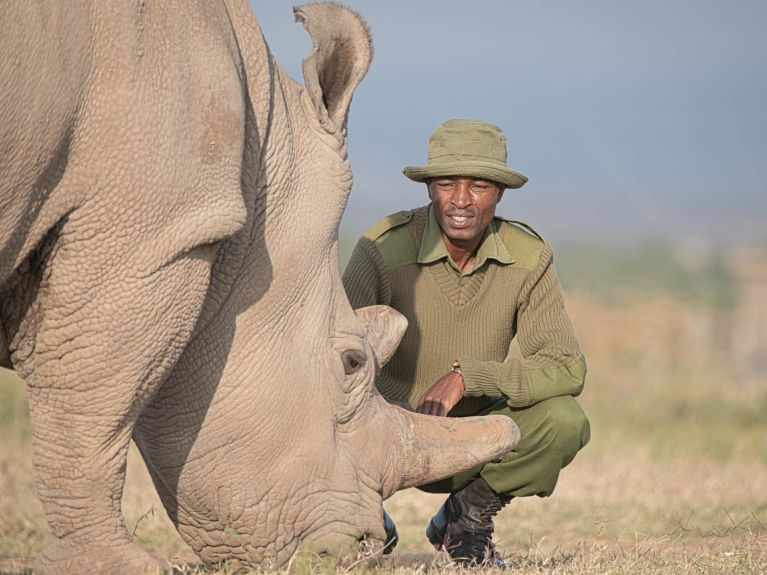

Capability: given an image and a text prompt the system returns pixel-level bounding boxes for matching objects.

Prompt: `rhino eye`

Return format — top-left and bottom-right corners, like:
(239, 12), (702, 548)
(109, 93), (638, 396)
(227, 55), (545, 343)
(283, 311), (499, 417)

(342, 349), (366, 375)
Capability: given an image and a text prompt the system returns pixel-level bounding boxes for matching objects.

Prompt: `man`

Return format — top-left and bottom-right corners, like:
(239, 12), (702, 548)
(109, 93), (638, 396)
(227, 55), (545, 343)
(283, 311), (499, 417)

(343, 119), (590, 567)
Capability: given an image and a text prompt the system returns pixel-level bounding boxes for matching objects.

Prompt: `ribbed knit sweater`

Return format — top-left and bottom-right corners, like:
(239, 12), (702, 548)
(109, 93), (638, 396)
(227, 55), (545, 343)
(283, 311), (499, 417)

(342, 205), (586, 417)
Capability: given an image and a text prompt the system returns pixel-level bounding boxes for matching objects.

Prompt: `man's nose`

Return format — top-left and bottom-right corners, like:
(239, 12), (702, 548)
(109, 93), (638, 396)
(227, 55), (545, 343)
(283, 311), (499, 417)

(451, 182), (472, 208)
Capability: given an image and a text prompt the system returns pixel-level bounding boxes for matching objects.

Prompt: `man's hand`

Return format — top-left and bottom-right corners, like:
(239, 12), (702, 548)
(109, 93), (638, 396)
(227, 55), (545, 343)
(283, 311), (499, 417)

(416, 371), (465, 416)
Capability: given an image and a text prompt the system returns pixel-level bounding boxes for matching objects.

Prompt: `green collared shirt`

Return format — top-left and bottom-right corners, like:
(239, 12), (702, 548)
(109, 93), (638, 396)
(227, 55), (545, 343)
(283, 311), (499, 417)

(417, 205), (515, 281)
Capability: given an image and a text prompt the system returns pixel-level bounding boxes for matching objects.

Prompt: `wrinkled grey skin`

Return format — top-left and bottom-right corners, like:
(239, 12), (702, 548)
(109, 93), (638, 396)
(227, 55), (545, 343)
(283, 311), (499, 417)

(0, 1), (520, 573)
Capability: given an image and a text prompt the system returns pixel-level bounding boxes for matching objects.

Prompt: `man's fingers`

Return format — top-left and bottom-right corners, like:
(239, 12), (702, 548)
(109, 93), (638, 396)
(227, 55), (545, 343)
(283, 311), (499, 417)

(416, 399), (446, 417)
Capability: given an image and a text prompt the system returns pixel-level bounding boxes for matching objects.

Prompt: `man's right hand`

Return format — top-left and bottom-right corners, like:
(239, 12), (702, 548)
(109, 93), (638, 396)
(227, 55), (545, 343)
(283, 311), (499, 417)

(416, 371), (465, 416)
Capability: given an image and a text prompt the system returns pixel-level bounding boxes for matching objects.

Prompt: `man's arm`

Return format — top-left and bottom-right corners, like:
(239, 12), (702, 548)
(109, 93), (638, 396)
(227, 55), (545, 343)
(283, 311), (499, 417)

(458, 243), (586, 408)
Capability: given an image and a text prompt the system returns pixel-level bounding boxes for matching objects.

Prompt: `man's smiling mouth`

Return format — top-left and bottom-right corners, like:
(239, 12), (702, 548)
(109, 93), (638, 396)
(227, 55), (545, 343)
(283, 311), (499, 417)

(448, 214), (472, 225)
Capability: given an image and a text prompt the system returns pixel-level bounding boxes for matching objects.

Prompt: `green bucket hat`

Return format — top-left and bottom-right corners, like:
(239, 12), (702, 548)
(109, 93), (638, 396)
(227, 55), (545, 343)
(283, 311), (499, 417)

(403, 119), (528, 189)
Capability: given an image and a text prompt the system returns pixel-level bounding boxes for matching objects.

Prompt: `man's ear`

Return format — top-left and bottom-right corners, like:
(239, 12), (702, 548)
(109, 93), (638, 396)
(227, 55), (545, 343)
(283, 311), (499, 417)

(497, 188), (505, 202)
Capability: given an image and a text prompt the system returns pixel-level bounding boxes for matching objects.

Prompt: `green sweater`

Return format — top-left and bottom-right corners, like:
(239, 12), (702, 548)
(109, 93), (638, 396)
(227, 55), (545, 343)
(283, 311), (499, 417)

(342, 205), (586, 417)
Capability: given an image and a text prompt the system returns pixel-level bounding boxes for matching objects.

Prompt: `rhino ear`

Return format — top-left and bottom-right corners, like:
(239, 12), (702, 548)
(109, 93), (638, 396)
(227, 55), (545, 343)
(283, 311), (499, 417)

(355, 305), (407, 368)
(294, 3), (373, 134)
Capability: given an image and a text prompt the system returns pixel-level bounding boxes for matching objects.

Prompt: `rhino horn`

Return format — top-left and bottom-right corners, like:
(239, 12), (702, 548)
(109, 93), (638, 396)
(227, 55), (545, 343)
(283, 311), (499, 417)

(355, 305), (407, 368)
(295, 2), (373, 134)
(387, 407), (521, 494)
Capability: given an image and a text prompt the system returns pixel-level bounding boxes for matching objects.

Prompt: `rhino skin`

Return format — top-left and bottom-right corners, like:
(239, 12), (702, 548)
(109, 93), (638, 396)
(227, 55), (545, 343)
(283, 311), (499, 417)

(0, 1), (520, 572)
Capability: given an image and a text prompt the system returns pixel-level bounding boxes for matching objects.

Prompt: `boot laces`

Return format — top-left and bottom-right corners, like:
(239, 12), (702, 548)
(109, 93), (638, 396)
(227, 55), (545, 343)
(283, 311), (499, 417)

(446, 492), (511, 563)
(461, 491), (510, 530)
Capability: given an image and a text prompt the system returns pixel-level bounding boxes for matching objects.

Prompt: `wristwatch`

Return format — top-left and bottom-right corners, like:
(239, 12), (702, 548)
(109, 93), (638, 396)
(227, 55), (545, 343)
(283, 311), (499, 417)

(451, 359), (462, 376)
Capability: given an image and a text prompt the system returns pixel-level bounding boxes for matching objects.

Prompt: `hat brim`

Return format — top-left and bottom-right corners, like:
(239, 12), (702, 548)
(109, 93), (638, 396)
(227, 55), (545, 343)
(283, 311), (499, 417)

(402, 161), (528, 189)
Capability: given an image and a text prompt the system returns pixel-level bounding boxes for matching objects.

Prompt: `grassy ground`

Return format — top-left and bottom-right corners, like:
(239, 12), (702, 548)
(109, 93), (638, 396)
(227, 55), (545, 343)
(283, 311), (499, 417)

(1, 245), (766, 573)
(3, 364), (765, 574)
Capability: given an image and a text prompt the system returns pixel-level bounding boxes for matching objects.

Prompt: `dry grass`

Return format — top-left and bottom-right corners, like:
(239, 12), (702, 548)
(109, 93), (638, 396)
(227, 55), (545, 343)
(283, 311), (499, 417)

(2, 247), (766, 573)
(2, 367), (765, 574)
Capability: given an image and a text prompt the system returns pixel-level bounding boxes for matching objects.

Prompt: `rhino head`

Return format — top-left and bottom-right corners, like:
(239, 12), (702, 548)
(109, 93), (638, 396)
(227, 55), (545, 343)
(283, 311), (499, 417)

(132, 2), (519, 566)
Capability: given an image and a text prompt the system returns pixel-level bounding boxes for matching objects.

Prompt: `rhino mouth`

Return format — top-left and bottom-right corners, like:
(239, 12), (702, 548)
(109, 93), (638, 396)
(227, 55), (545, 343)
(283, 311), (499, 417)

(293, 530), (387, 563)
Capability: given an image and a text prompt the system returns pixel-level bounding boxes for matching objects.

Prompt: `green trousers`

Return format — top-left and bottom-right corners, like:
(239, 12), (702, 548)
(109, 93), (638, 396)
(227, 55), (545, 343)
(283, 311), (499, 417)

(418, 395), (590, 497)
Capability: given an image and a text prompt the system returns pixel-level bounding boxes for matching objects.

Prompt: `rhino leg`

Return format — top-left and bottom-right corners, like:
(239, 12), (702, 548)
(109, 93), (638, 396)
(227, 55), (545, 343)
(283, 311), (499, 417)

(6, 229), (221, 575)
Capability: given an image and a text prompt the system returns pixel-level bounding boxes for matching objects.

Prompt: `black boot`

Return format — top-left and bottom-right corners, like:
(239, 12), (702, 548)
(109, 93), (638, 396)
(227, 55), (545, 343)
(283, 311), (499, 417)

(382, 510), (399, 554)
(426, 477), (512, 567)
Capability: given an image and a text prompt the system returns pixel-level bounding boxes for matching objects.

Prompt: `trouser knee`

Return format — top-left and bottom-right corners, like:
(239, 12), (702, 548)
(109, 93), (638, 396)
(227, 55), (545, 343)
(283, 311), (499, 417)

(538, 396), (590, 466)
(416, 396), (590, 496)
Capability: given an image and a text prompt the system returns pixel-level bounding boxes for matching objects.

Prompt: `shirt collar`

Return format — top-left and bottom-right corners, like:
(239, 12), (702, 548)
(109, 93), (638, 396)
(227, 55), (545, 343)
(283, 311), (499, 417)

(417, 205), (515, 273)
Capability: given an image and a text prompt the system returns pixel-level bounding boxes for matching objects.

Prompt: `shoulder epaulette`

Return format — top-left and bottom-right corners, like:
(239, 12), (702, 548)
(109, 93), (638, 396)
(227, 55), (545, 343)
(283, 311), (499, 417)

(362, 210), (418, 268)
(362, 210), (414, 241)
(495, 217), (546, 270)
(508, 220), (544, 242)
(495, 216), (545, 242)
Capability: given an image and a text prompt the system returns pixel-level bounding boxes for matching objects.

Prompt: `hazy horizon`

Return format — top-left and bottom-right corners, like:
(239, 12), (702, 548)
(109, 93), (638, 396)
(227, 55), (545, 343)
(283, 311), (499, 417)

(252, 0), (766, 248)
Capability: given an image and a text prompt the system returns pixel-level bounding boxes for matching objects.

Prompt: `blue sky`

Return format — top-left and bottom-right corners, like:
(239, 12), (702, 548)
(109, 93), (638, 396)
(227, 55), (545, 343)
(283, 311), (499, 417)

(251, 1), (767, 247)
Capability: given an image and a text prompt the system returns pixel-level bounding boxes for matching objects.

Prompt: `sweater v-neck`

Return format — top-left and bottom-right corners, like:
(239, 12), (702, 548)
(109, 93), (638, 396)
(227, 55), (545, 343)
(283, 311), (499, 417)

(427, 258), (496, 308)
(415, 205), (510, 308)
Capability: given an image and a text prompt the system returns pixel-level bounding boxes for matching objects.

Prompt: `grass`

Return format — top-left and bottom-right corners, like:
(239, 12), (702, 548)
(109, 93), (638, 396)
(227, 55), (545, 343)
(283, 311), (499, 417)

(1, 244), (766, 573)
(2, 363), (765, 574)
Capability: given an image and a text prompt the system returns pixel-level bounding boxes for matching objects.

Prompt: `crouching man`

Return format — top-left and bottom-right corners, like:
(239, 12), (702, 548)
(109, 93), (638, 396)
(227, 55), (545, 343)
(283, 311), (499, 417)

(343, 119), (590, 567)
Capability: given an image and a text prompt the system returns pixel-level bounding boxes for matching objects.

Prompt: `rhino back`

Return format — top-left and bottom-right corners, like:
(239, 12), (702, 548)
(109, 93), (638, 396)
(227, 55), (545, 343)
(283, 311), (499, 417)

(1, 0), (248, 292)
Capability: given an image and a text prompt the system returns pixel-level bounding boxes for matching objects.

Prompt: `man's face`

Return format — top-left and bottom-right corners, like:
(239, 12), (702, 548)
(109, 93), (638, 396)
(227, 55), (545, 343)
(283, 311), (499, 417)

(427, 176), (505, 249)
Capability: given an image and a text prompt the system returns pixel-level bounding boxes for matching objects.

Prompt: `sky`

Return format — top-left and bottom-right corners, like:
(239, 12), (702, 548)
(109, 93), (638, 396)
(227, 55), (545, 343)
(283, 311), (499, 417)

(251, 0), (767, 248)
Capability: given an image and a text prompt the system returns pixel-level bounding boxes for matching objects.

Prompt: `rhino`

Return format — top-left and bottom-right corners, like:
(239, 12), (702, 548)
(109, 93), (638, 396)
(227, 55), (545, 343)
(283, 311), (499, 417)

(0, 1), (519, 572)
